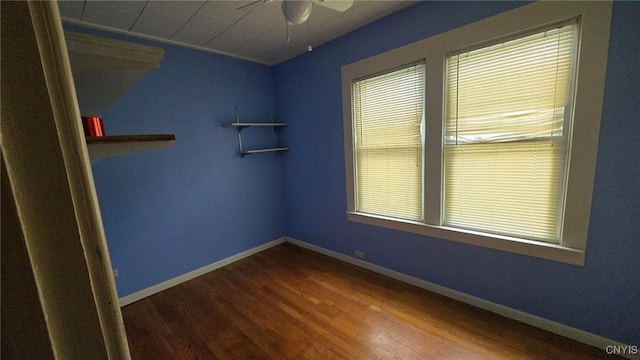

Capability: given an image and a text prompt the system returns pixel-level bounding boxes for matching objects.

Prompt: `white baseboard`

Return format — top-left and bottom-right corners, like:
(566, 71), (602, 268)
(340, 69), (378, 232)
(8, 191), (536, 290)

(118, 237), (286, 306)
(285, 237), (636, 359)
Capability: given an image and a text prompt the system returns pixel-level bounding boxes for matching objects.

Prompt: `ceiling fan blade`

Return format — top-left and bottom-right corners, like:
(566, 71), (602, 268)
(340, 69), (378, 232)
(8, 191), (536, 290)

(237, 0), (268, 11)
(313, 0), (354, 12)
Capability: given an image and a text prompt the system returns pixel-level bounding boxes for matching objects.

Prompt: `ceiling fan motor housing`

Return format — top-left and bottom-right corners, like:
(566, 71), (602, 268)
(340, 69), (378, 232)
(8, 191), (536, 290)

(281, 0), (313, 25)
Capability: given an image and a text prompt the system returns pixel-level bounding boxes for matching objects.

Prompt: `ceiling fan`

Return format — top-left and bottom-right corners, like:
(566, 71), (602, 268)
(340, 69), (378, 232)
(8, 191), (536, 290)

(239, 0), (354, 25)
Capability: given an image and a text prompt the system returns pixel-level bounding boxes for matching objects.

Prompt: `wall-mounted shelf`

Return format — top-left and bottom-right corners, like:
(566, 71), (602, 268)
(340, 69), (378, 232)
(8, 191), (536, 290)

(225, 122), (287, 130)
(86, 134), (175, 164)
(240, 147), (289, 156)
(225, 108), (287, 158)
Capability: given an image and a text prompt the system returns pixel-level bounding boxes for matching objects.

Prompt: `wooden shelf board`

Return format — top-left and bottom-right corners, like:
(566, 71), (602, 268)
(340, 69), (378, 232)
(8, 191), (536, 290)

(86, 134), (175, 164)
(86, 134), (175, 144)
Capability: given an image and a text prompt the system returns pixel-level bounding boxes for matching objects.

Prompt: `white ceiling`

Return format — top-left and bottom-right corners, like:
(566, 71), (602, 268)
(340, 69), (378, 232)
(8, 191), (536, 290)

(58, 1), (417, 66)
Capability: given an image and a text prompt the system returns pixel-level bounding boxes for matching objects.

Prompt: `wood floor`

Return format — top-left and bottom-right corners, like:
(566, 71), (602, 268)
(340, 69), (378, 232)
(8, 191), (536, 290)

(122, 243), (612, 359)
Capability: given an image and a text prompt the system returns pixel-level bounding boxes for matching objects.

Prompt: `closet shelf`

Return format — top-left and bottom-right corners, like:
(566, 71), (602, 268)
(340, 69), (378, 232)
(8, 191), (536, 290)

(65, 31), (166, 116)
(86, 134), (175, 164)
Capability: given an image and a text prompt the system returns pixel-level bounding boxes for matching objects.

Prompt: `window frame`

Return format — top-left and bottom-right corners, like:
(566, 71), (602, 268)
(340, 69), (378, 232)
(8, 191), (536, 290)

(442, 20), (579, 243)
(352, 62), (426, 222)
(341, 1), (612, 265)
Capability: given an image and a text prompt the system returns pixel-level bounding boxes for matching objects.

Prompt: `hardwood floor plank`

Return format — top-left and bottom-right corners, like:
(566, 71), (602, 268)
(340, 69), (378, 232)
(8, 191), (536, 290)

(220, 258), (368, 359)
(122, 243), (617, 359)
(248, 252), (405, 359)
(262, 246), (508, 358)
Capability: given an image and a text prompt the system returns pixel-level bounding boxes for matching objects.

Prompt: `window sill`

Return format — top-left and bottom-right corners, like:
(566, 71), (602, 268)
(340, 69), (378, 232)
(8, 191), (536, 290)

(346, 212), (585, 266)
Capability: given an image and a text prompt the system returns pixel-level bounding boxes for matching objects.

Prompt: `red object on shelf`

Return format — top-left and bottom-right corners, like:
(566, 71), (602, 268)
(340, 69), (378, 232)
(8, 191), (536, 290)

(82, 116), (104, 137)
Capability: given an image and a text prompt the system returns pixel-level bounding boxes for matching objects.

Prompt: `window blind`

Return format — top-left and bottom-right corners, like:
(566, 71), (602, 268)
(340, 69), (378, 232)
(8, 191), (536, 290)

(353, 63), (425, 221)
(444, 23), (578, 241)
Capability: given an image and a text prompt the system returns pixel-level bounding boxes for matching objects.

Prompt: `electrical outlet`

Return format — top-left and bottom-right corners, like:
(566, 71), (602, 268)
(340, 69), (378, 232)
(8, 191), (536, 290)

(354, 250), (365, 259)
(113, 268), (119, 277)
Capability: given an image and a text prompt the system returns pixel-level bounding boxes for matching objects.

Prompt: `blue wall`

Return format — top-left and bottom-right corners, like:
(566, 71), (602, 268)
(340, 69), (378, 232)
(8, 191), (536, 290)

(67, 26), (286, 297)
(274, 1), (640, 344)
(66, 0), (639, 345)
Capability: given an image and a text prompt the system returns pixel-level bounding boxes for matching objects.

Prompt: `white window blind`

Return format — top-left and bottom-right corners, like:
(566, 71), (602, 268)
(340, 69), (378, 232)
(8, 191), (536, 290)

(353, 63), (425, 221)
(444, 22), (578, 242)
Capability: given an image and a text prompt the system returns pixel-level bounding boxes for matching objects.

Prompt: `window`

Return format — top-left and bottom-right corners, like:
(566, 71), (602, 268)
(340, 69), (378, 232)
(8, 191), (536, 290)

(353, 63), (425, 221)
(342, 1), (612, 265)
(444, 22), (577, 242)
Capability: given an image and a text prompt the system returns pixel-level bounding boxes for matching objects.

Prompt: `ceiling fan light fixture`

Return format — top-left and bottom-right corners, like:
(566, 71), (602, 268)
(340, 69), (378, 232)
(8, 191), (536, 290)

(282, 0), (313, 25)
